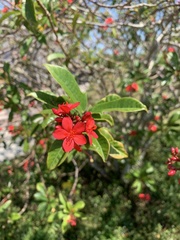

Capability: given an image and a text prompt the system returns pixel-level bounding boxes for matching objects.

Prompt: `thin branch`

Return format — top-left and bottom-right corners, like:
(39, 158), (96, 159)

(68, 159), (79, 199)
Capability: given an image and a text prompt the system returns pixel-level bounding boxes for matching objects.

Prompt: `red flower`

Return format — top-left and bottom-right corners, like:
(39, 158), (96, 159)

(154, 115), (160, 121)
(105, 17), (114, 25)
(168, 47), (175, 52)
(1, 7), (9, 13)
(52, 102), (80, 116)
(82, 111), (93, 122)
(67, 215), (76, 226)
(38, 139), (46, 148)
(138, 193), (151, 201)
(53, 117), (87, 152)
(145, 194), (151, 201)
(85, 118), (98, 145)
(168, 169), (176, 176)
(0, 127), (3, 131)
(23, 160), (29, 172)
(67, 0), (73, 4)
(7, 166), (13, 175)
(113, 49), (119, 55)
(101, 25), (108, 31)
(162, 94), (169, 100)
(8, 125), (14, 132)
(148, 123), (157, 132)
(125, 82), (139, 92)
(28, 100), (35, 107)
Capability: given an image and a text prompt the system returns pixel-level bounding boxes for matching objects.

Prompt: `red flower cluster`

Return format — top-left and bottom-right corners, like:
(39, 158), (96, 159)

(138, 193), (151, 201)
(101, 17), (114, 31)
(52, 102), (98, 152)
(167, 147), (180, 176)
(67, 214), (76, 226)
(125, 82), (139, 92)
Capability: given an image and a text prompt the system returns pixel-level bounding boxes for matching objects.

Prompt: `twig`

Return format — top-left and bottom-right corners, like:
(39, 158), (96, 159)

(68, 159), (79, 199)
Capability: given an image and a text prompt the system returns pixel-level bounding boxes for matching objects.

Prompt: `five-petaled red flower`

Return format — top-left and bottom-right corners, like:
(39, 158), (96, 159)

(52, 102), (80, 116)
(53, 117), (87, 152)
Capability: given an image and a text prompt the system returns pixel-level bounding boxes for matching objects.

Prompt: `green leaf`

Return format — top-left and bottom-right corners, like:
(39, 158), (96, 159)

(41, 113), (55, 129)
(47, 140), (69, 170)
(28, 90), (65, 107)
(47, 53), (65, 62)
(0, 10), (20, 25)
(168, 112), (180, 125)
(10, 212), (21, 221)
(110, 140), (128, 159)
(0, 200), (12, 213)
(61, 216), (70, 233)
(34, 192), (47, 202)
(37, 202), (48, 212)
(98, 128), (128, 159)
(59, 193), (67, 209)
(132, 179), (142, 193)
(23, 139), (29, 153)
(72, 13), (79, 31)
(95, 94), (121, 105)
(92, 113), (114, 126)
(44, 64), (87, 113)
(20, 37), (33, 57)
(91, 97), (147, 113)
(88, 131), (110, 162)
(24, 0), (37, 25)
(73, 201), (85, 212)
(36, 182), (46, 195)
(47, 212), (57, 223)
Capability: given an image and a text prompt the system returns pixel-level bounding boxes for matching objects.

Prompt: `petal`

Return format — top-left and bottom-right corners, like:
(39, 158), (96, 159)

(62, 138), (74, 152)
(86, 119), (95, 130)
(53, 128), (69, 139)
(68, 102), (80, 110)
(52, 108), (59, 115)
(91, 131), (98, 139)
(62, 117), (73, 131)
(74, 135), (87, 145)
(73, 121), (85, 134)
(60, 105), (71, 114)
(87, 134), (93, 145)
(74, 143), (82, 152)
